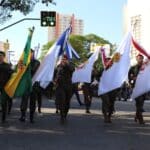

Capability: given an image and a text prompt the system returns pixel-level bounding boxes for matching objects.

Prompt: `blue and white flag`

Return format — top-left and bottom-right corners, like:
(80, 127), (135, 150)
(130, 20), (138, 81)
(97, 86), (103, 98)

(57, 26), (71, 56)
(98, 32), (132, 95)
(72, 47), (100, 83)
(66, 41), (80, 59)
(57, 26), (80, 60)
(32, 27), (71, 88)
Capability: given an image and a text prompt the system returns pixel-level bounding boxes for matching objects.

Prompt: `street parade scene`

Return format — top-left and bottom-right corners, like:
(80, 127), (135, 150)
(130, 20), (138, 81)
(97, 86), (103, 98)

(0, 0), (150, 150)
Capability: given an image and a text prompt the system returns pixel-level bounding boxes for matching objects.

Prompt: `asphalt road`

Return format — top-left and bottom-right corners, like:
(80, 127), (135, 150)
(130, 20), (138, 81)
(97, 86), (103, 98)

(0, 95), (150, 150)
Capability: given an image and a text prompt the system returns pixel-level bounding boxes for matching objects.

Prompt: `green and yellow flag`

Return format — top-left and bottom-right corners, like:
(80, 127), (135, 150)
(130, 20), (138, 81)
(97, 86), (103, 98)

(4, 28), (34, 98)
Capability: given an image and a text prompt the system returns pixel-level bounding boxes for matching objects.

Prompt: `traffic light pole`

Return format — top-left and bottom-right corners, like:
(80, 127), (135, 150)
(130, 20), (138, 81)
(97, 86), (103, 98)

(0, 18), (40, 32)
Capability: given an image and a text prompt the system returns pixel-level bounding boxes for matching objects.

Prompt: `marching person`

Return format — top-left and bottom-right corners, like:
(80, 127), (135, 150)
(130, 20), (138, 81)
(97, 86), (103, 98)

(72, 83), (84, 106)
(81, 82), (92, 113)
(19, 49), (41, 123)
(129, 54), (145, 124)
(100, 57), (120, 123)
(81, 65), (101, 113)
(0, 51), (13, 123)
(54, 54), (74, 123)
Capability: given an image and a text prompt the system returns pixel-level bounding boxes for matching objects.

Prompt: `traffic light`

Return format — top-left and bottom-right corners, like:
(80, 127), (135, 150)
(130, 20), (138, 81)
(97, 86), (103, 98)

(41, 11), (56, 27)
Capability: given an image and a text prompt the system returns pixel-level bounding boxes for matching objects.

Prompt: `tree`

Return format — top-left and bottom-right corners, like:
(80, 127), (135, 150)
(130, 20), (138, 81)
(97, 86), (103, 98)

(39, 40), (54, 60)
(85, 34), (115, 71)
(0, 0), (55, 23)
(40, 33), (113, 71)
(69, 35), (88, 62)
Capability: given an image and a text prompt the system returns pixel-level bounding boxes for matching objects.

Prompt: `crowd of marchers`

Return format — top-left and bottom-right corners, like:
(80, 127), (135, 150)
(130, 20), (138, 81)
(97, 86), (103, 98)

(0, 50), (149, 125)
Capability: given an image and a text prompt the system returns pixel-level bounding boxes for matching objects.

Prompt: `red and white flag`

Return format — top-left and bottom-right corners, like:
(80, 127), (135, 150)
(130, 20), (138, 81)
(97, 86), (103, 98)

(98, 32), (132, 95)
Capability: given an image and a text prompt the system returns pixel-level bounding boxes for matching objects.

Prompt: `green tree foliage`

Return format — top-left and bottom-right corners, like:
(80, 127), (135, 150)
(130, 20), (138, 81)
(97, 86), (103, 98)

(85, 34), (112, 45)
(40, 33), (115, 71)
(70, 34), (113, 71)
(69, 35), (88, 63)
(39, 40), (54, 60)
(0, 0), (55, 23)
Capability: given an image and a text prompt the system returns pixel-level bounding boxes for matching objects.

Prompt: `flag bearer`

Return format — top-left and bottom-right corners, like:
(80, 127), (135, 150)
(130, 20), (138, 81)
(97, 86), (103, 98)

(129, 54), (145, 124)
(54, 55), (74, 123)
(19, 49), (41, 123)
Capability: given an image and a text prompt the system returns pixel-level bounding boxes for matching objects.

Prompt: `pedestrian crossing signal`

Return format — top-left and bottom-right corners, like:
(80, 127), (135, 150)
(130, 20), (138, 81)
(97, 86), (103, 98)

(41, 11), (56, 27)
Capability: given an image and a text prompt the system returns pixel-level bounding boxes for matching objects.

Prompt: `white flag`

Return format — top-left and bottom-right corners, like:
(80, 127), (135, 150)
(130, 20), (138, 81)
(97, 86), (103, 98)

(98, 32), (132, 95)
(32, 27), (71, 88)
(32, 44), (60, 88)
(72, 48), (100, 83)
(131, 61), (150, 99)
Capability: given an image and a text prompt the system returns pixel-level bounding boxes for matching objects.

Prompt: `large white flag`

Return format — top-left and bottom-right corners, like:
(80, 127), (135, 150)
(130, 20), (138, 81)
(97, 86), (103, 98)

(32, 27), (70, 88)
(72, 48), (100, 83)
(98, 32), (132, 95)
(32, 44), (60, 88)
(131, 61), (150, 99)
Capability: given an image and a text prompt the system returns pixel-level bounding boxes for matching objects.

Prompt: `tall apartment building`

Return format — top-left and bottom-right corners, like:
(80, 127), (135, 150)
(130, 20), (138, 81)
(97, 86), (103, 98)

(48, 13), (84, 41)
(124, 0), (150, 64)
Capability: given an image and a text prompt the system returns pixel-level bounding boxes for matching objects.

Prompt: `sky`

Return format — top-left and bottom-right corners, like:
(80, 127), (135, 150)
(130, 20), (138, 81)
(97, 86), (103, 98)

(0, 0), (127, 62)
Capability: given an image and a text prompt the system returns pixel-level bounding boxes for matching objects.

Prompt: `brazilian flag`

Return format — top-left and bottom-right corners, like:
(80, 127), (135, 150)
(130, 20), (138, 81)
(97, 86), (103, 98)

(4, 28), (34, 98)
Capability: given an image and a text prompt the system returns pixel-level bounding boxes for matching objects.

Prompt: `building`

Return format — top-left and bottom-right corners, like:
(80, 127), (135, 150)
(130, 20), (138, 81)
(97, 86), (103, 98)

(90, 43), (110, 56)
(0, 40), (15, 63)
(48, 13), (84, 41)
(124, 0), (150, 64)
(0, 41), (4, 51)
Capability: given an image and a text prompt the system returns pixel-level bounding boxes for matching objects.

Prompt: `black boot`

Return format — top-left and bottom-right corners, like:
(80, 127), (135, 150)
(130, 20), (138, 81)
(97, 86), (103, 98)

(138, 112), (145, 124)
(30, 112), (34, 123)
(2, 112), (6, 123)
(134, 112), (138, 122)
(60, 110), (66, 124)
(104, 113), (108, 123)
(104, 113), (111, 123)
(135, 112), (145, 124)
(19, 112), (26, 122)
(38, 108), (41, 113)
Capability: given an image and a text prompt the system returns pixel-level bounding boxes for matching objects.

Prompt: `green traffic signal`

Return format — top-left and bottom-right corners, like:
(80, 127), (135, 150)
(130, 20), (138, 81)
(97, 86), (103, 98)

(41, 11), (56, 27)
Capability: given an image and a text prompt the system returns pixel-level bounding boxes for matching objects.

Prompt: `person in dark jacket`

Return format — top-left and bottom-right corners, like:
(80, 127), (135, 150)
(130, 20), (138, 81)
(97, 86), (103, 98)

(81, 82), (92, 113)
(54, 55), (74, 123)
(128, 54), (144, 88)
(72, 83), (84, 106)
(128, 54), (145, 124)
(100, 57), (120, 123)
(0, 51), (13, 122)
(81, 65), (101, 113)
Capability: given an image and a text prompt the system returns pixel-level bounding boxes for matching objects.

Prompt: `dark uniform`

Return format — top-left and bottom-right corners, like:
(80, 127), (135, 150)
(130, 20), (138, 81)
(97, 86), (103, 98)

(0, 51), (13, 122)
(44, 82), (54, 99)
(72, 83), (83, 106)
(99, 58), (120, 123)
(128, 54), (145, 124)
(128, 57), (145, 124)
(19, 57), (40, 123)
(128, 64), (142, 88)
(54, 57), (74, 123)
(82, 67), (101, 113)
(100, 88), (120, 123)
(82, 83), (92, 113)
(30, 58), (41, 120)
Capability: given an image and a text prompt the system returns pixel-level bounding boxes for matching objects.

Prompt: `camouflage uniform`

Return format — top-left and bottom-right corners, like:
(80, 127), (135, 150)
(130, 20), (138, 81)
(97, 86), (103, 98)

(55, 61), (74, 123)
